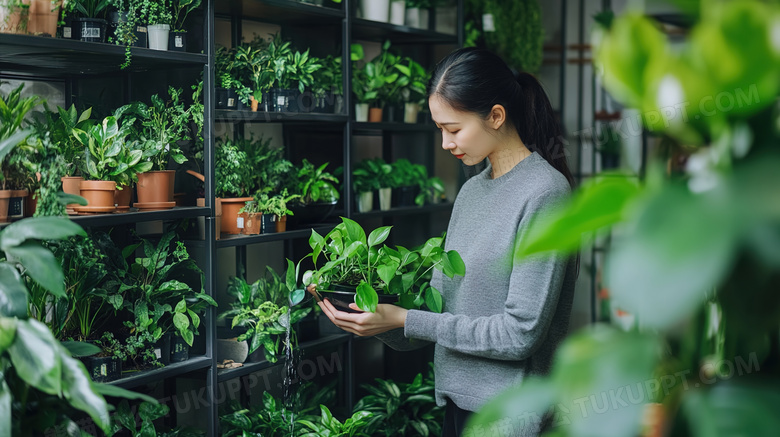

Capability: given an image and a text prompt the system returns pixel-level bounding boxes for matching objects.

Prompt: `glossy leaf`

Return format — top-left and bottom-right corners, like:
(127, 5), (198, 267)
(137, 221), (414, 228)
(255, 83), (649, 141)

(286, 258), (296, 292)
(8, 319), (62, 395)
(0, 317), (16, 354)
(377, 261), (400, 286)
(5, 243), (66, 298)
(0, 263), (28, 318)
(59, 346), (111, 433)
(682, 379), (780, 436)
(60, 341), (101, 357)
(0, 217), (85, 251)
(424, 287), (443, 313)
(368, 226), (392, 247)
(356, 281), (378, 313)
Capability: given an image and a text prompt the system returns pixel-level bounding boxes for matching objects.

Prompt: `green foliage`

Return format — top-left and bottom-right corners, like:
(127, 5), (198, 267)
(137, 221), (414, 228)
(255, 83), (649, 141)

(355, 364), (444, 437)
(63, 0), (111, 18)
(214, 134), (290, 198)
(0, 83), (42, 190)
(108, 399), (203, 436)
(131, 86), (191, 171)
(305, 217), (464, 312)
(288, 159), (340, 205)
(353, 158), (392, 193)
(352, 41), (405, 107)
(243, 189), (301, 217)
(470, 0), (544, 73)
(218, 263), (311, 362)
(394, 57), (430, 106)
(171, 0), (200, 30)
(214, 136), (250, 198)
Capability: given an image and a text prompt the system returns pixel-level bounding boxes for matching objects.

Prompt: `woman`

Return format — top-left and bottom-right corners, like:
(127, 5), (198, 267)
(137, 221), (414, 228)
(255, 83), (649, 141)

(314, 47), (578, 436)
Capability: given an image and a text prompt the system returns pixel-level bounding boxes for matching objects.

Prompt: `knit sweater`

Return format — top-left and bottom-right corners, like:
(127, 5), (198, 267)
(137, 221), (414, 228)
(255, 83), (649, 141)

(377, 152), (577, 414)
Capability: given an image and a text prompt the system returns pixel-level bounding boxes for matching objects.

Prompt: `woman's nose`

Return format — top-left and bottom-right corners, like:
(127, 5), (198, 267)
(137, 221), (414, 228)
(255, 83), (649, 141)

(442, 140), (456, 150)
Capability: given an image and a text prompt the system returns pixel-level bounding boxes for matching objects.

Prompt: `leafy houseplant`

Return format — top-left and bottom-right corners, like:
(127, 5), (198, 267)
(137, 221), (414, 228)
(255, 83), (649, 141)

(305, 217), (465, 313)
(1, 83), (41, 192)
(134, 86), (190, 171)
(296, 405), (374, 437)
(62, 0), (111, 42)
(290, 159), (340, 205)
(218, 263), (311, 362)
(388, 158), (428, 206)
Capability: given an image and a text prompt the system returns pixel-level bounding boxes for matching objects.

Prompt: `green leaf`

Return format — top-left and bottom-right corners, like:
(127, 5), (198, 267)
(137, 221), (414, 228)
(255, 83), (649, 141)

(286, 258), (297, 292)
(342, 217), (367, 245)
(0, 317), (17, 355)
(0, 263), (28, 318)
(290, 288), (306, 306)
(59, 346), (111, 433)
(0, 217), (85, 251)
(682, 379), (780, 436)
(93, 383), (158, 403)
(173, 312), (190, 333)
(6, 242), (67, 298)
(57, 192), (88, 206)
(424, 287), (443, 313)
(60, 341), (101, 357)
(188, 309), (201, 330)
(8, 319), (62, 395)
(355, 281), (378, 313)
(606, 184), (737, 329)
(377, 261), (399, 286)
(445, 251), (466, 276)
(368, 226), (392, 247)
(0, 379), (10, 437)
(466, 378), (557, 436)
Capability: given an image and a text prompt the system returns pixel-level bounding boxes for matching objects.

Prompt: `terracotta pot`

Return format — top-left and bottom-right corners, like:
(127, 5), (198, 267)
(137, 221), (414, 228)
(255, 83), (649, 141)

(220, 197), (254, 234)
(0, 190), (12, 222)
(61, 176), (84, 213)
(242, 212), (261, 235)
(79, 180), (117, 211)
(249, 95), (259, 111)
(136, 170), (175, 203)
(24, 192), (37, 217)
(28, 0), (59, 36)
(275, 215), (287, 232)
(114, 185), (133, 210)
(368, 107), (383, 122)
(0, 1), (29, 34)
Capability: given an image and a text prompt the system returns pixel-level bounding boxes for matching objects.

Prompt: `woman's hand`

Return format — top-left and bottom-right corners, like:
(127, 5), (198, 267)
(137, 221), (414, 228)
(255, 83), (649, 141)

(309, 284), (408, 337)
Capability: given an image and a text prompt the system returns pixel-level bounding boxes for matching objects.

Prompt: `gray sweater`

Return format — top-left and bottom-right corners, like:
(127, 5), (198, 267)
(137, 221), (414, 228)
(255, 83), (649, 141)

(378, 152), (577, 414)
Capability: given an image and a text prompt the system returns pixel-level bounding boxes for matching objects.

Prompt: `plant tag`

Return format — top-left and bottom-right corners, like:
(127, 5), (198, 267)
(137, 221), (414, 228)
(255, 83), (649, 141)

(63, 27), (72, 38)
(483, 14), (496, 32)
(100, 364), (107, 376)
(154, 348), (162, 359)
(227, 98), (235, 106)
(175, 35), (184, 48)
(137, 26), (147, 33)
(237, 217), (244, 228)
(84, 27), (101, 38)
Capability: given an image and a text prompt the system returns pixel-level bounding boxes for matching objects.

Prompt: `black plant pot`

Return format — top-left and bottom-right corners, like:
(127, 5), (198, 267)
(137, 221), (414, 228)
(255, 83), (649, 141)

(318, 284), (399, 314)
(393, 185), (418, 207)
(261, 213), (277, 234)
(108, 11), (147, 47)
(73, 18), (107, 43)
(170, 334), (189, 362)
(81, 356), (122, 383)
(287, 201), (337, 227)
(600, 152), (620, 170)
(169, 30), (187, 51)
(297, 89), (316, 113)
(154, 333), (171, 365)
(383, 105), (403, 123)
(215, 88), (238, 110)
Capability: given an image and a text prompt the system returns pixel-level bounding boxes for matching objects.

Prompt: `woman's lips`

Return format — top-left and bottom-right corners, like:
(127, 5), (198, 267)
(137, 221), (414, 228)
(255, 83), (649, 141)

(454, 154), (465, 159)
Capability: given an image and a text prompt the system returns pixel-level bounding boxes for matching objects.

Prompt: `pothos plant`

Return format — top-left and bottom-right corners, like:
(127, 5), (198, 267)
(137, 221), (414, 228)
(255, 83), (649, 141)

(218, 262), (310, 362)
(242, 188), (301, 218)
(287, 159), (340, 205)
(304, 217), (465, 313)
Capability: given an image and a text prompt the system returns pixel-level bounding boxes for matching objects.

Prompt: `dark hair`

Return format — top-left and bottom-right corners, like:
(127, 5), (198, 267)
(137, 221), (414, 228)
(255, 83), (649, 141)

(428, 47), (574, 188)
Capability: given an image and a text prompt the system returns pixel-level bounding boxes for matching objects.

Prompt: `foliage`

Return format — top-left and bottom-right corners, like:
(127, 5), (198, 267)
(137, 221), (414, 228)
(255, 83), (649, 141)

(131, 86), (191, 171)
(353, 157), (392, 193)
(218, 262), (310, 362)
(0, 83), (42, 190)
(394, 57), (430, 106)
(287, 159), (340, 205)
(214, 136), (250, 198)
(0, 216), (150, 436)
(37, 103), (93, 177)
(63, 0), (110, 18)
(171, 0), (200, 31)
(304, 217), (465, 312)
(313, 54), (343, 97)
(420, 176), (445, 204)
(351, 41), (403, 107)
(469, 2), (780, 435)
(388, 158), (428, 203)
(144, 0), (173, 25)
(214, 134), (289, 198)
(296, 405), (374, 437)
(216, 45), (253, 103)
(355, 364), (444, 437)
(108, 399), (203, 436)
(120, 231), (216, 348)
(243, 189), (301, 217)
(467, 0), (543, 73)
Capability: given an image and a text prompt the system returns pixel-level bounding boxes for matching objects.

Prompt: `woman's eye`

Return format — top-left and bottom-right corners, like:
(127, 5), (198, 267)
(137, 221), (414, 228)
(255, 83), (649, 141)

(450, 130), (460, 134)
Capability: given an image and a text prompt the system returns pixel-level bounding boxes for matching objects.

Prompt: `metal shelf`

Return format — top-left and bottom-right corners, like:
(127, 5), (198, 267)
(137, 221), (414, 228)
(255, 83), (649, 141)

(217, 334), (351, 382)
(353, 202), (453, 219)
(69, 207), (210, 227)
(352, 121), (437, 135)
(216, 223), (338, 247)
(0, 34), (207, 76)
(109, 356), (212, 390)
(215, 109), (348, 124)
(352, 18), (457, 44)
(216, 0), (344, 25)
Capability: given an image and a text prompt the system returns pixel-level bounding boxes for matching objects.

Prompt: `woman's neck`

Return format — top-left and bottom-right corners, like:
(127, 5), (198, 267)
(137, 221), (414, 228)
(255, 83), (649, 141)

(488, 136), (532, 179)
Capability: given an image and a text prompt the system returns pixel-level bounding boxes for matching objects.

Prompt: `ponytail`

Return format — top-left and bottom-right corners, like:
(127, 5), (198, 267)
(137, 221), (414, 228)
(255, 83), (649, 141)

(428, 48), (575, 188)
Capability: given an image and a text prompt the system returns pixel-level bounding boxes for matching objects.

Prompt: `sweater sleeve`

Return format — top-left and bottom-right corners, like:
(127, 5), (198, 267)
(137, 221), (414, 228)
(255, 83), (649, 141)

(403, 188), (570, 361)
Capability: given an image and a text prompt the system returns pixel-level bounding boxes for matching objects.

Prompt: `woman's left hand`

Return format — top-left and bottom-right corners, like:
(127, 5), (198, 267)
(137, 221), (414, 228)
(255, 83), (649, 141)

(318, 298), (408, 337)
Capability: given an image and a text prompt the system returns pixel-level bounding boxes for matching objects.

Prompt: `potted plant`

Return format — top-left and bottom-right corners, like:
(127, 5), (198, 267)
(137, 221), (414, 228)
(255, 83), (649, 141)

(0, 0), (29, 34)
(61, 0), (110, 42)
(359, 0), (389, 23)
(304, 217), (465, 313)
(389, 0), (405, 26)
(254, 188), (301, 233)
(352, 161), (381, 213)
(143, 0), (172, 50)
(420, 175), (445, 204)
(215, 46), (246, 109)
(233, 43), (270, 111)
(388, 158), (427, 207)
(28, 0), (61, 36)
(214, 137), (252, 234)
(106, 0), (150, 69)
(168, 0), (199, 51)
(394, 56), (429, 123)
(405, 0), (432, 29)
(285, 159), (340, 225)
(218, 263), (311, 363)
(350, 43), (376, 122)
(131, 86), (191, 210)
(1, 83), (41, 222)
(311, 54), (342, 113)
(356, 158), (392, 210)
(286, 48), (322, 113)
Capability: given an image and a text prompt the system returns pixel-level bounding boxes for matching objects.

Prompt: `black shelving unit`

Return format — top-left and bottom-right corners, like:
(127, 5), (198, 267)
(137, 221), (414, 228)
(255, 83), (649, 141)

(69, 207), (210, 227)
(110, 356), (212, 390)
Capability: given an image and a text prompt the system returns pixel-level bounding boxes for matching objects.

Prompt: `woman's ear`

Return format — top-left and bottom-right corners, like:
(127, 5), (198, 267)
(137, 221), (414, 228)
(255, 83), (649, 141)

(488, 104), (507, 130)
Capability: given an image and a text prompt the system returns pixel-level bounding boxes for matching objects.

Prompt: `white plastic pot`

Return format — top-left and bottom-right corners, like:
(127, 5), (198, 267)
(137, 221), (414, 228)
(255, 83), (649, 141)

(404, 102), (420, 124)
(360, 0), (389, 23)
(355, 103), (369, 122)
(147, 23), (170, 51)
(378, 187), (392, 211)
(357, 191), (374, 213)
(389, 0), (405, 26)
(405, 7), (420, 28)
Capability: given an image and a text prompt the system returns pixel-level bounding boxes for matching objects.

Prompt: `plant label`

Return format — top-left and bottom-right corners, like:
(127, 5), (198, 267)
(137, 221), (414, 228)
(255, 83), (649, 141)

(483, 14), (496, 32)
(237, 216), (244, 229)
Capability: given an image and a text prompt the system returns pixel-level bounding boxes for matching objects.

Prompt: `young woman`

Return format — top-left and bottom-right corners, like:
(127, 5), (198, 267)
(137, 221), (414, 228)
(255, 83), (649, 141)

(313, 47), (578, 436)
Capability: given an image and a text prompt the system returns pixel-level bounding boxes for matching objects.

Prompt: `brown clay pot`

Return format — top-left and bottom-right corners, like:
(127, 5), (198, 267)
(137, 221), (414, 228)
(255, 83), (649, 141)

(0, 1), (28, 34)
(242, 212), (262, 235)
(114, 185), (133, 209)
(249, 95), (259, 111)
(368, 107), (383, 122)
(79, 180), (117, 211)
(24, 192), (37, 217)
(220, 197), (254, 234)
(275, 215), (287, 232)
(0, 190), (12, 222)
(28, 0), (60, 36)
(136, 170), (175, 203)
(61, 176), (84, 213)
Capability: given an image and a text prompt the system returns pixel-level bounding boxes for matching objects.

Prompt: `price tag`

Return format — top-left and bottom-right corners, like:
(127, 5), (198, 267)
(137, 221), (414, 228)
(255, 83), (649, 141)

(175, 35), (184, 48)
(237, 217), (244, 228)
(483, 13), (496, 32)
(63, 27), (72, 38)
